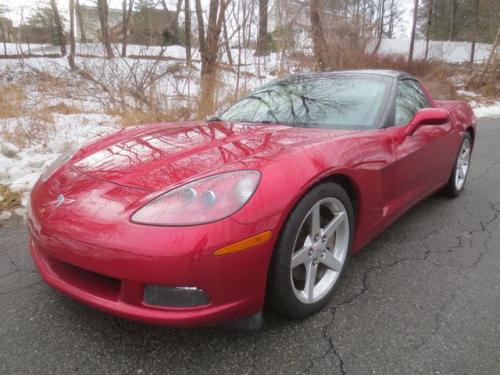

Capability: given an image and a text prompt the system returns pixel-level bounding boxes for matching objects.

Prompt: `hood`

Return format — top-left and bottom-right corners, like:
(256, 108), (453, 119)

(72, 121), (354, 191)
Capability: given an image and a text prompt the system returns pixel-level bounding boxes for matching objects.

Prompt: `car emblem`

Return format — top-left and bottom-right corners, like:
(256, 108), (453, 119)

(54, 194), (75, 208)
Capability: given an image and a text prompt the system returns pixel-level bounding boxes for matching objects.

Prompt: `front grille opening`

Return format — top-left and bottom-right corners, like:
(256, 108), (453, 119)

(45, 255), (121, 301)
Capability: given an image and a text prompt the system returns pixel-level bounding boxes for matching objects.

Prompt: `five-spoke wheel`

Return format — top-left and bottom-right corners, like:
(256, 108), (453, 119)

(443, 133), (473, 197)
(267, 182), (353, 318)
(290, 197), (349, 304)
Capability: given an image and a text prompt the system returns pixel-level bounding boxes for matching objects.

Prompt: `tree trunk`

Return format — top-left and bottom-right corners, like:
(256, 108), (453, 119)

(310, 0), (328, 70)
(372, 0), (385, 55)
(197, 0), (230, 117)
(195, 0), (206, 55)
(223, 14), (233, 65)
(449, 0), (457, 41)
(175, 0), (183, 44)
(388, 0), (395, 39)
(408, 0), (419, 62)
(50, 0), (67, 56)
(121, 0), (134, 57)
(97, 0), (114, 58)
(424, 0), (433, 60)
(68, 0), (76, 71)
(478, 25), (500, 83)
(1, 24), (7, 55)
(185, 0), (191, 67)
(255, 0), (269, 56)
(469, 0), (480, 66)
(76, 0), (86, 43)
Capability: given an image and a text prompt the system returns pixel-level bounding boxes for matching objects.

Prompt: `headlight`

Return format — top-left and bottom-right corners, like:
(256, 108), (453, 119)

(131, 170), (261, 226)
(40, 144), (81, 182)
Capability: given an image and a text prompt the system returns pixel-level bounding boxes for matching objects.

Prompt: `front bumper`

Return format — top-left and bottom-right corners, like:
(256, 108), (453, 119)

(28, 206), (276, 328)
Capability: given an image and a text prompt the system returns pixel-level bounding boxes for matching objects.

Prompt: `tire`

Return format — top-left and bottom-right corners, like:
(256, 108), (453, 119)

(266, 182), (354, 319)
(442, 133), (472, 198)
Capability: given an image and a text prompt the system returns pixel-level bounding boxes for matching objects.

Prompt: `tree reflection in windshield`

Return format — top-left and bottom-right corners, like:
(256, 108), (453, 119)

(219, 74), (391, 130)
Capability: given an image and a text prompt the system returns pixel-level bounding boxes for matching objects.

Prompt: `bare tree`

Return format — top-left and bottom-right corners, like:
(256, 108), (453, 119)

(50, 0), (67, 56)
(424, 0), (433, 60)
(195, 0), (206, 54)
(469, 0), (480, 66)
(68, 0), (76, 70)
(449, 0), (457, 41)
(121, 0), (135, 57)
(408, 0), (419, 62)
(76, 0), (86, 43)
(372, 0), (386, 55)
(1, 26), (6, 56)
(222, 12), (234, 65)
(478, 25), (500, 83)
(195, 0), (231, 117)
(387, 0), (396, 39)
(0, 4), (7, 55)
(97, 0), (114, 58)
(185, 0), (191, 67)
(175, 0), (183, 43)
(310, 0), (328, 70)
(255, 0), (269, 56)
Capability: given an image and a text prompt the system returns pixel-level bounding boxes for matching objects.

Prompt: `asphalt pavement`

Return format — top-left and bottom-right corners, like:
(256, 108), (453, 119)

(1, 118), (499, 375)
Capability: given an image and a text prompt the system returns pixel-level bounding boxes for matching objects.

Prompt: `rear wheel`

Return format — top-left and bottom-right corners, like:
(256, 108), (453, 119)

(267, 182), (354, 319)
(442, 133), (472, 197)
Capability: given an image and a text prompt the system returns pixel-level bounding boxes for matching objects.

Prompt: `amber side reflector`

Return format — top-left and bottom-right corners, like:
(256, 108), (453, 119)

(214, 231), (272, 256)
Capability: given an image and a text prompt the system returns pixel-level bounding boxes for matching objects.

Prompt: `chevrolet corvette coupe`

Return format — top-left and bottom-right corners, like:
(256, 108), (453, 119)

(28, 70), (476, 329)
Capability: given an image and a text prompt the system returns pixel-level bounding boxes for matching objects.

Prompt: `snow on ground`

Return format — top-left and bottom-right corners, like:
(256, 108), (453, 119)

(471, 102), (500, 119)
(373, 39), (493, 63)
(0, 112), (118, 215)
(0, 43), (53, 55)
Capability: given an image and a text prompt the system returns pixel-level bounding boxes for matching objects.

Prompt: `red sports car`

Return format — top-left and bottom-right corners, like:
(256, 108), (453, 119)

(28, 70), (476, 329)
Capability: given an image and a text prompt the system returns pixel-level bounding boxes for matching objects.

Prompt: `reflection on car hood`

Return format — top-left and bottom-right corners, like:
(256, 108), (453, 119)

(73, 121), (355, 191)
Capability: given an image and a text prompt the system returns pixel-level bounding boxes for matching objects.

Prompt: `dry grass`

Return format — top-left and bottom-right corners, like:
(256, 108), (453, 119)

(0, 185), (21, 210)
(315, 47), (460, 100)
(106, 108), (190, 127)
(44, 102), (81, 114)
(465, 70), (500, 100)
(0, 84), (25, 118)
(2, 119), (49, 148)
(476, 82), (500, 100)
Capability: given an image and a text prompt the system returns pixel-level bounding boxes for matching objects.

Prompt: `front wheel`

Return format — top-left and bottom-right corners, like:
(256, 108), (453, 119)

(442, 133), (472, 197)
(267, 182), (354, 319)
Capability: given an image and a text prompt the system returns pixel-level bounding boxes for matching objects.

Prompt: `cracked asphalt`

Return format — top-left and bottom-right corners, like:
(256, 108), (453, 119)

(1, 118), (500, 375)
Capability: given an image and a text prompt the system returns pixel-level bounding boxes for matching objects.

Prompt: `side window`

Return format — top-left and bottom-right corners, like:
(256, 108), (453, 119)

(394, 80), (431, 126)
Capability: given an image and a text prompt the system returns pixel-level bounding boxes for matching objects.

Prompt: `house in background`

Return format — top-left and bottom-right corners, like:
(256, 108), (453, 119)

(77, 5), (178, 46)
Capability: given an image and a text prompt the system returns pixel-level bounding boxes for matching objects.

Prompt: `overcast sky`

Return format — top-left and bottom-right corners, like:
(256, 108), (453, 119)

(1, 0), (414, 38)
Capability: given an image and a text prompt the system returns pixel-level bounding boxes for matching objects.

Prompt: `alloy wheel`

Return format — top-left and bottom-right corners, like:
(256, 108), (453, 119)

(455, 138), (471, 191)
(290, 197), (350, 304)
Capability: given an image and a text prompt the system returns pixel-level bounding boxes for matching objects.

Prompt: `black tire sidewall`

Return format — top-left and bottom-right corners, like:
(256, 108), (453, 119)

(267, 182), (355, 319)
(444, 133), (472, 197)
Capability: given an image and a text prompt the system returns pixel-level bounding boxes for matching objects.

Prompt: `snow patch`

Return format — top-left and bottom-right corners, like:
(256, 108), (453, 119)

(0, 112), (119, 207)
(472, 102), (500, 119)
(0, 211), (12, 221)
(0, 141), (19, 158)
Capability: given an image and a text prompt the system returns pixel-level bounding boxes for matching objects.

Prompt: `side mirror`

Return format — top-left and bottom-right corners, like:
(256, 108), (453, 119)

(405, 108), (450, 136)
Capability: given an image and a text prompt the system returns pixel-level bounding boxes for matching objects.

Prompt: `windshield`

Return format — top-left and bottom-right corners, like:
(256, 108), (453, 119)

(219, 74), (391, 130)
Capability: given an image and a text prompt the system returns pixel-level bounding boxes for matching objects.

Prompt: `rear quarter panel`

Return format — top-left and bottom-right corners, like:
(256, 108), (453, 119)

(434, 100), (477, 141)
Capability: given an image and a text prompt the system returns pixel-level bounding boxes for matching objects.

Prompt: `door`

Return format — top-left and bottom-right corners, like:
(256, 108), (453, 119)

(391, 79), (456, 214)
